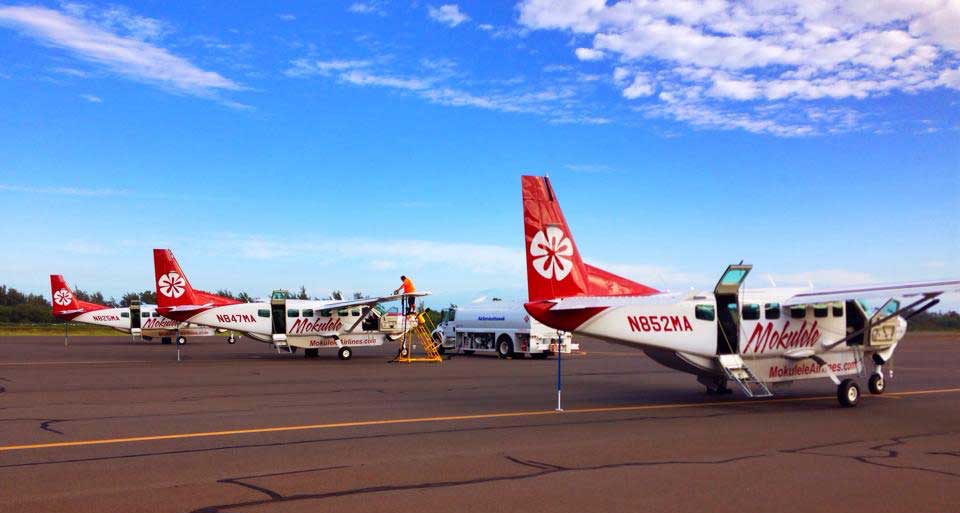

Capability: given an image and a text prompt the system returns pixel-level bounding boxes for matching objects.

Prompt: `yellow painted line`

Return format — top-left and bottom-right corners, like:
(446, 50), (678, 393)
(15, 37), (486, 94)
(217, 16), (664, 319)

(2, 387), (959, 453)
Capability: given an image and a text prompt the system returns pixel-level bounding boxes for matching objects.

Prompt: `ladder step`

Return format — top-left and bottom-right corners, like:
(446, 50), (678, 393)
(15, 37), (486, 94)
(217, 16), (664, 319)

(717, 355), (772, 398)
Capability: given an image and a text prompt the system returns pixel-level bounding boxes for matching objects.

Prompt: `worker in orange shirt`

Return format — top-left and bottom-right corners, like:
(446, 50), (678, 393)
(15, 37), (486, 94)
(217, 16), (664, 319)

(394, 275), (416, 314)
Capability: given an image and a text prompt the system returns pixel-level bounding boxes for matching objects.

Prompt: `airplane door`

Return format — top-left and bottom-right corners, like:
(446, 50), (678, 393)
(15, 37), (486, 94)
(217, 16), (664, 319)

(129, 300), (141, 330)
(270, 292), (286, 335)
(713, 264), (752, 355)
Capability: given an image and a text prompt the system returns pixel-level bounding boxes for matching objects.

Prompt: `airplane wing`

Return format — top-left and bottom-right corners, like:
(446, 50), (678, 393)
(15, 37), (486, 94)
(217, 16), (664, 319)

(314, 291), (431, 311)
(781, 279), (960, 306)
(544, 291), (687, 311)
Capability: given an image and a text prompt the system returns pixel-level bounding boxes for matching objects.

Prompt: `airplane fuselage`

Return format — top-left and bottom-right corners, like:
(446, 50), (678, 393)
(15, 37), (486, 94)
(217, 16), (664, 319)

(533, 287), (906, 383)
(173, 299), (410, 350)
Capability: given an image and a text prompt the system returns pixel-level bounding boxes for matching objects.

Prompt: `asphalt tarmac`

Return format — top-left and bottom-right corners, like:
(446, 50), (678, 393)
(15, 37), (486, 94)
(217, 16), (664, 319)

(0, 333), (958, 513)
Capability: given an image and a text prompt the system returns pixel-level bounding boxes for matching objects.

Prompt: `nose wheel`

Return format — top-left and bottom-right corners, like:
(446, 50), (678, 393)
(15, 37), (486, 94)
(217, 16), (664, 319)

(868, 373), (885, 394)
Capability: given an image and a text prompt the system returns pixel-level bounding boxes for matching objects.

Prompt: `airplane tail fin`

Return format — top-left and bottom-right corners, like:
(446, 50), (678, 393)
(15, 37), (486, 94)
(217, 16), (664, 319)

(521, 175), (658, 302)
(152, 249), (201, 310)
(49, 274), (81, 314)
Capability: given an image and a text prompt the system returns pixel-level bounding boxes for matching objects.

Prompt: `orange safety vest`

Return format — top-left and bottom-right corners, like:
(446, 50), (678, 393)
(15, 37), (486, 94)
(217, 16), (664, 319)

(402, 277), (416, 294)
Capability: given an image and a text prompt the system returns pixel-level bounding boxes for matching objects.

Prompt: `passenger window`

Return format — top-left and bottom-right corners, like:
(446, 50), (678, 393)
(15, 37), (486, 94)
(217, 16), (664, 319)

(287, 309), (299, 318)
(320, 310), (331, 317)
(120, 312), (129, 318)
(257, 309), (270, 318)
(153, 312), (161, 317)
(695, 304), (715, 321)
(764, 303), (780, 319)
(832, 302), (843, 317)
(741, 304), (760, 320)
(337, 310), (348, 317)
(352, 309), (360, 317)
(790, 306), (806, 319)
(141, 312), (150, 318)
(302, 309), (314, 317)
(814, 305), (828, 318)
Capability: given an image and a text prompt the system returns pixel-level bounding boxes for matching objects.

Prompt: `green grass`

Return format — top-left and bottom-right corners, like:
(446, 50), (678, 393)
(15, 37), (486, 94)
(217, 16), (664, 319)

(0, 323), (127, 336)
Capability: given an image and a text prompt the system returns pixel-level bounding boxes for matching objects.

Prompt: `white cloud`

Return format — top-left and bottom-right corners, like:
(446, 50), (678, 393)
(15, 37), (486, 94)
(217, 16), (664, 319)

(517, 0), (960, 135)
(427, 4), (469, 27)
(575, 47), (604, 61)
(79, 93), (102, 103)
(341, 70), (431, 91)
(478, 23), (494, 31)
(0, 6), (241, 98)
(277, 13), (296, 21)
(623, 73), (655, 98)
(284, 59), (371, 77)
(349, 3), (386, 16)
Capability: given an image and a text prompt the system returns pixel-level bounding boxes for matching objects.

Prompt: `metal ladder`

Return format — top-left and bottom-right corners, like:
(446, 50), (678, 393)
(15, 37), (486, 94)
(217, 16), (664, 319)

(395, 311), (443, 363)
(717, 354), (772, 398)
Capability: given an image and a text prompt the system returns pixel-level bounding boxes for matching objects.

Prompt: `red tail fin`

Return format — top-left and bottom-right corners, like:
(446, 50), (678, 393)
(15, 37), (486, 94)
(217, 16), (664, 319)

(521, 175), (657, 301)
(50, 274), (107, 318)
(153, 249), (239, 319)
(153, 249), (201, 311)
(50, 274), (81, 315)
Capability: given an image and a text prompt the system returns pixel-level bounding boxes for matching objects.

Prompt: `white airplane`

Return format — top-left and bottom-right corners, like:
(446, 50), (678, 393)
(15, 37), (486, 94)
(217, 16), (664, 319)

(152, 249), (429, 360)
(50, 274), (218, 344)
(519, 175), (960, 407)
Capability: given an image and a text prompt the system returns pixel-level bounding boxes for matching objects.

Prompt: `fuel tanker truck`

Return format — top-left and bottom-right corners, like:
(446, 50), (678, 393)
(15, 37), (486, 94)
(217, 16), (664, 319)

(431, 299), (576, 358)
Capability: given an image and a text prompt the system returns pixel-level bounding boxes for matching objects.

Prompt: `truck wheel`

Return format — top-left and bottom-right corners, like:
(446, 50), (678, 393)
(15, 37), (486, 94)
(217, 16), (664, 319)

(338, 347), (352, 361)
(496, 335), (514, 359)
(304, 348), (319, 358)
(161, 337), (172, 345)
(837, 379), (860, 407)
(868, 373), (885, 394)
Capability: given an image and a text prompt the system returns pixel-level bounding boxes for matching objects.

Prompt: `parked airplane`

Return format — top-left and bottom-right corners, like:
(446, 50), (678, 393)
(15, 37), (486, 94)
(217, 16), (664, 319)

(520, 175), (960, 406)
(152, 249), (429, 359)
(50, 274), (218, 344)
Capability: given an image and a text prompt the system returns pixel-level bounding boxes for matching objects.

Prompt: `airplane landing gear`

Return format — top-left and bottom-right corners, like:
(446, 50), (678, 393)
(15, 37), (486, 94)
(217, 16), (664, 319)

(177, 336), (187, 345)
(868, 373), (885, 395)
(698, 375), (733, 395)
(837, 379), (860, 407)
(338, 347), (352, 361)
(228, 335), (236, 345)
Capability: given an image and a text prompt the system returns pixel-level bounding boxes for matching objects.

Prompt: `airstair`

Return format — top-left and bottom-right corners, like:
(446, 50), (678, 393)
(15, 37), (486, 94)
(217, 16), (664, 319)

(394, 311), (443, 363)
(717, 354), (772, 398)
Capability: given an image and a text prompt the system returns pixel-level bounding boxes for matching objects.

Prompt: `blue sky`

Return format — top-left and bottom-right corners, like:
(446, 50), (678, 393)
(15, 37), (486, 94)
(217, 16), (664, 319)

(0, 1), (958, 309)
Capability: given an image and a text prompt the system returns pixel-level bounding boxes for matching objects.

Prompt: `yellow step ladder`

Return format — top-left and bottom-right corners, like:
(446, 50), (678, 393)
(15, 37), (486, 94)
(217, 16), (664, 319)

(394, 311), (443, 363)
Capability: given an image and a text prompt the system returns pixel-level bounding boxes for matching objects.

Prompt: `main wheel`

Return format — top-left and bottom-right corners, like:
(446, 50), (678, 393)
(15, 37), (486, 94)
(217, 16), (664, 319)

(868, 373), (885, 394)
(496, 335), (514, 359)
(161, 337), (172, 345)
(228, 336), (236, 345)
(838, 379), (860, 407)
(304, 348), (319, 358)
(177, 336), (187, 345)
(338, 347), (352, 361)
